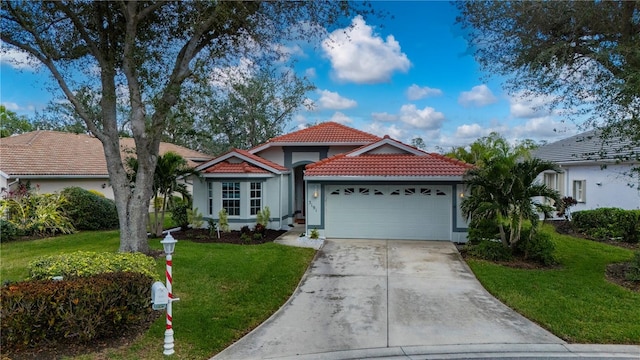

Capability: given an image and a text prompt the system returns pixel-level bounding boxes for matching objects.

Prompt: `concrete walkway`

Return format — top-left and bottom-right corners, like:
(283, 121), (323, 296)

(212, 239), (640, 360)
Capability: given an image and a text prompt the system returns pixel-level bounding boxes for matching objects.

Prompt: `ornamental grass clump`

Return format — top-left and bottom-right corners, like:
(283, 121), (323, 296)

(28, 251), (157, 280)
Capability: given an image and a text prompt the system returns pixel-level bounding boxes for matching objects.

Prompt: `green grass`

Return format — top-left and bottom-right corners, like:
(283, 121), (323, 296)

(0, 231), (315, 359)
(467, 224), (640, 344)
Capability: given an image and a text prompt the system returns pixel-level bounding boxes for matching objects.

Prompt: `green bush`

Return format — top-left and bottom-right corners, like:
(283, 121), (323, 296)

(572, 208), (640, 243)
(170, 203), (190, 230)
(466, 240), (513, 262)
(0, 192), (74, 236)
(61, 187), (119, 230)
(1, 272), (153, 349)
(627, 251), (640, 282)
(467, 218), (501, 245)
(514, 231), (557, 266)
(0, 219), (19, 242)
(28, 251), (157, 280)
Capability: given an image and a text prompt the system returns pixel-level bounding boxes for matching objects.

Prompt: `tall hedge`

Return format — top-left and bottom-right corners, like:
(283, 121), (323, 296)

(61, 187), (119, 230)
(572, 208), (640, 243)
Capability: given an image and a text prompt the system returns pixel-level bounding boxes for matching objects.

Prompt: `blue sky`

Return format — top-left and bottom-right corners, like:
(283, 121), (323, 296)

(0, 2), (578, 151)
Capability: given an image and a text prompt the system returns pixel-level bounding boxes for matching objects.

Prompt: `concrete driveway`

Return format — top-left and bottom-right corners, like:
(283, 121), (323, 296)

(212, 239), (574, 359)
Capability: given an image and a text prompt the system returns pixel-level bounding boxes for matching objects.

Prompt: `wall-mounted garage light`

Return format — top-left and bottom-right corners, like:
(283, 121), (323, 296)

(459, 192), (464, 198)
(313, 185), (319, 198)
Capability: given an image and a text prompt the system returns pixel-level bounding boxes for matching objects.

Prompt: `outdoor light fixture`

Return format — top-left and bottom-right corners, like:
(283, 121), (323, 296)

(312, 184), (319, 198)
(159, 232), (179, 356)
(459, 192), (464, 198)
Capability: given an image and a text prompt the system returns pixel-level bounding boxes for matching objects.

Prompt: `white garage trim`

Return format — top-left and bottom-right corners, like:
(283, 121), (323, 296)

(324, 185), (452, 240)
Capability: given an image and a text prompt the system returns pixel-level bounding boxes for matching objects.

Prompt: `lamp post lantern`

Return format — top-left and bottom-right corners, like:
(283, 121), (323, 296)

(160, 232), (179, 356)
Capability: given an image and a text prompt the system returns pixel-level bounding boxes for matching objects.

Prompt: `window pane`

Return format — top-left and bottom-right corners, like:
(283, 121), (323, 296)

(250, 182), (262, 216)
(222, 182), (241, 216)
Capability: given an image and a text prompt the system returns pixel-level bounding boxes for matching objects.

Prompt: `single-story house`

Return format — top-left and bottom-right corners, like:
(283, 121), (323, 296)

(0, 130), (212, 199)
(532, 129), (640, 213)
(192, 122), (473, 242)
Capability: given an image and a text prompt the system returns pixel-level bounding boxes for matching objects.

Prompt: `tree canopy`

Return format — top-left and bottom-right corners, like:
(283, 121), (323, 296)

(0, 105), (33, 137)
(457, 1), (639, 162)
(1, 1), (367, 252)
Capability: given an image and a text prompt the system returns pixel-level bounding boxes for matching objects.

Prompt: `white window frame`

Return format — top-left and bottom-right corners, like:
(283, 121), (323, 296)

(249, 182), (262, 216)
(222, 182), (241, 216)
(573, 180), (586, 203)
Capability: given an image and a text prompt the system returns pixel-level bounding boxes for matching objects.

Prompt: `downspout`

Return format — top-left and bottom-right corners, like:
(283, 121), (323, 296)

(279, 173), (283, 230)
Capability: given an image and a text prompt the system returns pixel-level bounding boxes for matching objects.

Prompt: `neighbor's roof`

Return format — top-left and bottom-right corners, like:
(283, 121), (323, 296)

(305, 137), (472, 178)
(532, 129), (640, 164)
(0, 131), (212, 177)
(250, 122), (381, 153)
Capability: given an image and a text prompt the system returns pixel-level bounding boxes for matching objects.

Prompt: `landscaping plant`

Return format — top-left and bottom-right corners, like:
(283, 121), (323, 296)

(61, 187), (118, 230)
(28, 251), (157, 280)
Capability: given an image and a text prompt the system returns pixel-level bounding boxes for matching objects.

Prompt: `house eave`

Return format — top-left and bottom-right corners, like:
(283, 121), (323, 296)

(250, 141), (374, 154)
(304, 175), (464, 182)
(200, 173), (276, 179)
(3, 174), (110, 179)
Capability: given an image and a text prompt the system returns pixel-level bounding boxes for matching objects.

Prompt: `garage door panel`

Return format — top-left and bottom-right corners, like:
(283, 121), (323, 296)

(324, 185), (451, 240)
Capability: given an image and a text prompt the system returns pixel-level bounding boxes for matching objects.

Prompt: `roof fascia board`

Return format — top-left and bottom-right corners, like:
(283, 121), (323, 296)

(6, 174), (110, 179)
(201, 173), (275, 179)
(196, 151), (285, 174)
(347, 138), (425, 157)
(555, 159), (639, 166)
(304, 175), (463, 182)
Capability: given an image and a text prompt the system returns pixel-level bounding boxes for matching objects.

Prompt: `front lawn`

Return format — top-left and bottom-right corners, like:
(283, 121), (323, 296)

(0, 231), (315, 359)
(467, 224), (640, 344)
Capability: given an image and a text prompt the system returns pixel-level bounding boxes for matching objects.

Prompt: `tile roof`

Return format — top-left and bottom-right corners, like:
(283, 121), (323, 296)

(197, 148), (288, 174)
(203, 161), (270, 174)
(532, 129), (640, 163)
(304, 152), (473, 177)
(0, 131), (212, 176)
(255, 121), (381, 148)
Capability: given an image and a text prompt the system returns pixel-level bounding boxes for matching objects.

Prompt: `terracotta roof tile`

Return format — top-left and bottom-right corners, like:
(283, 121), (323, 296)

(260, 121), (381, 145)
(305, 153), (473, 177)
(233, 148), (288, 172)
(203, 161), (270, 174)
(0, 131), (212, 176)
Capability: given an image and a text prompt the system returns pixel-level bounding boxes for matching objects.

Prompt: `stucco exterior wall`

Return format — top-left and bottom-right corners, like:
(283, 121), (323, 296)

(4, 178), (114, 198)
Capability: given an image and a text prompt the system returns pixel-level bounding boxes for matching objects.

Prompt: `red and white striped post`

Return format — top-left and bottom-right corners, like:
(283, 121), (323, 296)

(161, 232), (178, 356)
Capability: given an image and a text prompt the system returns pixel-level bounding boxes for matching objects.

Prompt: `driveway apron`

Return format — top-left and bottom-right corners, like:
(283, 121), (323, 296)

(212, 239), (563, 360)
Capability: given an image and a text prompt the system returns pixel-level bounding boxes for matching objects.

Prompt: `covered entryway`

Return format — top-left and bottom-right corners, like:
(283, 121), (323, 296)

(324, 185), (452, 240)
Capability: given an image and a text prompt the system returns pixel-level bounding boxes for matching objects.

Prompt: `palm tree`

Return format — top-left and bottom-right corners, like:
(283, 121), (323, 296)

(462, 156), (560, 248)
(126, 151), (199, 237)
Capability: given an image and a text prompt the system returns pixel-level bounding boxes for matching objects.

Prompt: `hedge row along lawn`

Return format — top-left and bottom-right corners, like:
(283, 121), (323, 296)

(466, 224), (640, 344)
(0, 231), (315, 359)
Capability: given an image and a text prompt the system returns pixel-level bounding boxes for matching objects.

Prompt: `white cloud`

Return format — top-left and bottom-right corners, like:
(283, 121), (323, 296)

(1, 102), (20, 111)
(509, 92), (555, 118)
(458, 84), (498, 107)
(0, 42), (40, 71)
(209, 58), (254, 88)
(511, 117), (576, 139)
(328, 112), (352, 125)
(364, 122), (407, 139)
(273, 43), (305, 62)
(321, 15), (411, 84)
(371, 112), (398, 122)
(398, 104), (445, 130)
(406, 84), (443, 101)
(454, 123), (489, 139)
(317, 90), (357, 110)
(305, 68), (317, 79)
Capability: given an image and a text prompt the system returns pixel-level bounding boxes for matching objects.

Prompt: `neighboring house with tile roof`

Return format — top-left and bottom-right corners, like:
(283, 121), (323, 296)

(193, 122), (474, 242)
(532, 129), (640, 213)
(0, 131), (212, 199)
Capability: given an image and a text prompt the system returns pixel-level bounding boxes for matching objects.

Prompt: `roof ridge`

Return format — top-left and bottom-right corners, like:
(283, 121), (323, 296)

(428, 152), (474, 168)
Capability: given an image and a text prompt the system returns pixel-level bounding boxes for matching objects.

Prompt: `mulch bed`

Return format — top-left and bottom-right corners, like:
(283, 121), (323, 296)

(606, 263), (640, 292)
(170, 228), (287, 244)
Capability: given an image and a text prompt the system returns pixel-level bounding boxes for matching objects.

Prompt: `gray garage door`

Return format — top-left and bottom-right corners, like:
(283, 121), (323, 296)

(324, 185), (451, 240)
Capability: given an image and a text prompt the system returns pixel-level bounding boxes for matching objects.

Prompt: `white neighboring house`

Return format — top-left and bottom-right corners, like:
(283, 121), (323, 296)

(0, 131), (212, 200)
(532, 129), (640, 214)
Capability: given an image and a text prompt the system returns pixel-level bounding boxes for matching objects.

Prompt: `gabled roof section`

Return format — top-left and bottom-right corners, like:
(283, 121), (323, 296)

(196, 148), (288, 175)
(305, 138), (473, 178)
(532, 129), (640, 164)
(250, 122), (381, 153)
(0, 130), (212, 177)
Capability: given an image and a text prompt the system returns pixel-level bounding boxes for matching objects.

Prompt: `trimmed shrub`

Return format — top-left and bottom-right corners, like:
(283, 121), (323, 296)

(61, 187), (118, 230)
(171, 203), (190, 230)
(467, 218), (501, 245)
(572, 208), (640, 243)
(627, 251), (640, 282)
(514, 232), (557, 266)
(28, 251), (157, 280)
(1, 272), (153, 349)
(467, 240), (513, 262)
(0, 219), (19, 242)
